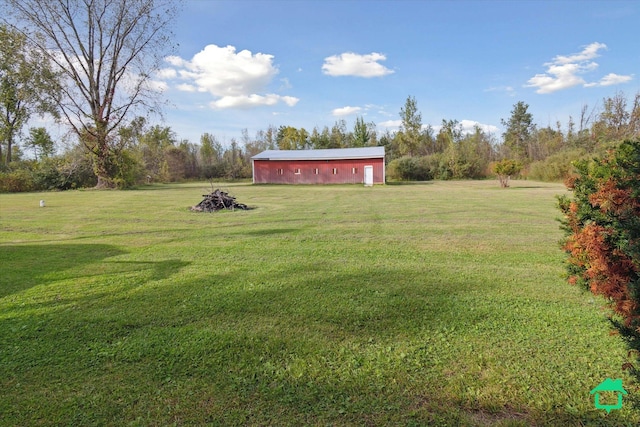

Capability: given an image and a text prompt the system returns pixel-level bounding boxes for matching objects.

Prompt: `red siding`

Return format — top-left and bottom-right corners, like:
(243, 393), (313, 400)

(253, 158), (385, 184)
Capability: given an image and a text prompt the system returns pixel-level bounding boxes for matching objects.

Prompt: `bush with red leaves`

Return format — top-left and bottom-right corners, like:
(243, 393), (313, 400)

(559, 139), (640, 369)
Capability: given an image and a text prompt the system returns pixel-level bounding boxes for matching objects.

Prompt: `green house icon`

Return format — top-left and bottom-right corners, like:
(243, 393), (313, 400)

(590, 378), (627, 413)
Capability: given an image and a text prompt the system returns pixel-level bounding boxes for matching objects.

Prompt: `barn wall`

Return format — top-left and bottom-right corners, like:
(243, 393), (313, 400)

(253, 158), (384, 184)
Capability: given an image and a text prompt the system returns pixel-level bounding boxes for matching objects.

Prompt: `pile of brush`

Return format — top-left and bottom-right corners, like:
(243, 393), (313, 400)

(190, 189), (249, 212)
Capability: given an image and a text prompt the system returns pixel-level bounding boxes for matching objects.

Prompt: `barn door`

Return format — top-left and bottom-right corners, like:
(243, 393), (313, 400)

(364, 165), (373, 186)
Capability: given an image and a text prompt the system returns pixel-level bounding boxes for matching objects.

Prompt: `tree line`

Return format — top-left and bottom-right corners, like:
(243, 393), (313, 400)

(387, 93), (640, 182)
(1, 0), (639, 191)
(1, 89), (639, 192)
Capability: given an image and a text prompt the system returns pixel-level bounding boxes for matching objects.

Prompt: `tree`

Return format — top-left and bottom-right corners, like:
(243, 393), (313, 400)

(532, 124), (565, 160)
(456, 125), (494, 179)
(436, 119), (461, 178)
(558, 140), (640, 384)
(242, 128), (271, 159)
(257, 125), (278, 151)
(163, 145), (186, 182)
(198, 132), (224, 178)
(5, 0), (179, 187)
(177, 139), (198, 179)
(0, 24), (59, 164)
(223, 138), (248, 179)
(351, 116), (370, 147)
(199, 133), (221, 166)
(24, 127), (55, 160)
(591, 92), (640, 144)
(630, 93), (640, 140)
(138, 125), (176, 180)
(420, 125), (437, 155)
(277, 126), (308, 150)
(378, 129), (394, 158)
(501, 101), (535, 160)
(118, 116), (147, 149)
(396, 95), (422, 156)
(492, 159), (522, 188)
(329, 120), (347, 148)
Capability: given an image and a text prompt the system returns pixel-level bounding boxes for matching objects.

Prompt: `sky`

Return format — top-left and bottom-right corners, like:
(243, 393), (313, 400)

(101, 0), (640, 145)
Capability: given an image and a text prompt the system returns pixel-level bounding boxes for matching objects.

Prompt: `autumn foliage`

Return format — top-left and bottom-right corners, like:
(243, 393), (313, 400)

(559, 140), (640, 337)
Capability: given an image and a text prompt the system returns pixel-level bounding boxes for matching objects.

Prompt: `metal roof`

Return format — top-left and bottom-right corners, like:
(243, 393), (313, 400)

(251, 147), (385, 161)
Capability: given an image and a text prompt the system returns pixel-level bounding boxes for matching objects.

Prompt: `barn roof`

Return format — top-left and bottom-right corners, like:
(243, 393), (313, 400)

(252, 147), (385, 161)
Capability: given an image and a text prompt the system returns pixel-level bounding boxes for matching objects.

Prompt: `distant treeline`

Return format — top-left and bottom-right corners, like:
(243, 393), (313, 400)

(1, 92), (638, 191)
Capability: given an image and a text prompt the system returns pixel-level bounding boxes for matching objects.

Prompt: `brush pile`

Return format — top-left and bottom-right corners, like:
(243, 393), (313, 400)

(190, 189), (249, 212)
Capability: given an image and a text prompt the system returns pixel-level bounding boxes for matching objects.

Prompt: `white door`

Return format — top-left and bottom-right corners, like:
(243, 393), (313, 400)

(364, 165), (374, 186)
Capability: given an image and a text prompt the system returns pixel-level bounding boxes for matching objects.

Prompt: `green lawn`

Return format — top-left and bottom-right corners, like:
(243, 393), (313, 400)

(0, 181), (637, 426)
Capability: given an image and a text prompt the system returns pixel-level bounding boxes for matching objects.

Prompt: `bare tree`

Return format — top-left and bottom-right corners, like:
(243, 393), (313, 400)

(578, 104), (592, 133)
(4, 0), (179, 187)
(630, 92), (640, 139)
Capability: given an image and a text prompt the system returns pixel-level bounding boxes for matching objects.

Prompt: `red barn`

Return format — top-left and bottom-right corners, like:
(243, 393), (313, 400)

(251, 147), (385, 185)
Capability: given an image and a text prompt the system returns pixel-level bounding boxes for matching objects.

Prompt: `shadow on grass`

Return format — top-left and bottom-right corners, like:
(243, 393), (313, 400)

(385, 181), (435, 186)
(127, 181), (254, 191)
(0, 244), (190, 298)
(1, 257), (636, 425)
(241, 228), (301, 236)
(506, 185), (550, 189)
(107, 259), (191, 281)
(0, 244), (126, 298)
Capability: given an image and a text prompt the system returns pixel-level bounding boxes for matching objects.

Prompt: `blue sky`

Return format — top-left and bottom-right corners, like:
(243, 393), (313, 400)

(154, 0), (639, 145)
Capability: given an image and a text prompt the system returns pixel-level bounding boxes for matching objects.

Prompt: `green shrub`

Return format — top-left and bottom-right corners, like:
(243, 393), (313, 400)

(112, 149), (145, 189)
(423, 153), (453, 180)
(528, 149), (588, 182)
(201, 163), (228, 179)
(387, 156), (432, 181)
(31, 154), (97, 190)
(33, 158), (68, 190)
(0, 168), (36, 192)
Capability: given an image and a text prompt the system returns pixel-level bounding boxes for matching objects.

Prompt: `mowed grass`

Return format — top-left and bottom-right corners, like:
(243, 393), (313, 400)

(0, 181), (638, 426)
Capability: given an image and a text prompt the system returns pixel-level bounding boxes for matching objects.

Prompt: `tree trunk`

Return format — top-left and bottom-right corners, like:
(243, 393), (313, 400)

(95, 174), (115, 189)
(91, 131), (117, 189)
(93, 154), (116, 189)
(5, 132), (13, 164)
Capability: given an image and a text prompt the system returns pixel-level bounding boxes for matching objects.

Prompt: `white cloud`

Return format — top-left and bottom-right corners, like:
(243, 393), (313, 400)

(145, 80), (169, 93)
(165, 55), (186, 67)
(160, 44), (298, 109)
(526, 62), (593, 94)
(156, 68), (177, 79)
(525, 42), (632, 94)
(176, 83), (197, 92)
(424, 120), (499, 136)
(484, 86), (516, 96)
(210, 94), (299, 110)
(585, 73), (634, 87)
(279, 77), (292, 90)
(179, 45), (277, 97)
(553, 42), (606, 64)
(379, 119), (402, 129)
(332, 106), (362, 117)
(282, 96), (299, 107)
(282, 96), (300, 107)
(322, 52), (394, 77)
(459, 120), (499, 135)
